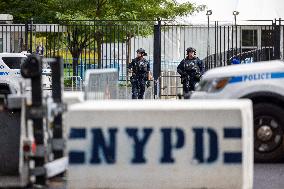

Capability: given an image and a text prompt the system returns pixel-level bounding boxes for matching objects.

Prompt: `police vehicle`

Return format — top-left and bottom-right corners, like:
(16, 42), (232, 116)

(191, 60), (284, 162)
(0, 53), (52, 94)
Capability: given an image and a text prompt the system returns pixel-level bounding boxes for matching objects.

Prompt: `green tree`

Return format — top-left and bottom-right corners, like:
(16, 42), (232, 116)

(0, 0), (58, 23)
(0, 0), (205, 76)
(55, 0), (204, 75)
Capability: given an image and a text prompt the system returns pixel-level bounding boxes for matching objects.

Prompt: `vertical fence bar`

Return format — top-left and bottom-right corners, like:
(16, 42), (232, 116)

(113, 24), (116, 69)
(84, 25), (87, 74)
(121, 24), (124, 80)
(0, 26), (3, 52)
(235, 21), (238, 56)
(29, 19), (33, 53)
(227, 26), (231, 65)
(283, 21), (284, 60)
(100, 23), (103, 69)
(264, 25), (267, 60)
(45, 23), (48, 57)
(273, 20), (281, 60)
(215, 21), (219, 68)
(20, 25), (22, 52)
(223, 26), (226, 66)
(93, 21), (96, 70)
(13, 25), (15, 52)
(5, 25), (7, 52)
(153, 19), (161, 99)
(239, 26), (242, 58)
(231, 24), (234, 60)
(219, 25), (222, 67)
(214, 21), (217, 67)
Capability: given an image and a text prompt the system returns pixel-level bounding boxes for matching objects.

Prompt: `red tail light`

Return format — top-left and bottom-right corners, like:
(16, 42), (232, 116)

(23, 141), (36, 154)
(23, 143), (31, 152)
(31, 142), (36, 154)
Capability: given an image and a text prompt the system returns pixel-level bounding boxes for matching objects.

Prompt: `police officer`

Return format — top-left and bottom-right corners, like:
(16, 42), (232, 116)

(177, 47), (205, 98)
(128, 48), (151, 99)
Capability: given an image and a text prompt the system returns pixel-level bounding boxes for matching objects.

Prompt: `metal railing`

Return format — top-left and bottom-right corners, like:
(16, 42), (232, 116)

(64, 76), (83, 91)
(160, 71), (182, 99)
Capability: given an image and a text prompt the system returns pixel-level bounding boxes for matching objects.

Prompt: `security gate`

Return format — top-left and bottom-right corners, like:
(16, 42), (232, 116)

(0, 19), (283, 97)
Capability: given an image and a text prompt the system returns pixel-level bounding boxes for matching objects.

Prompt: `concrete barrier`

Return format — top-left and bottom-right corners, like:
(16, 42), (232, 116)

(65, 100), (253, 189)
(63, 91), (84, 105)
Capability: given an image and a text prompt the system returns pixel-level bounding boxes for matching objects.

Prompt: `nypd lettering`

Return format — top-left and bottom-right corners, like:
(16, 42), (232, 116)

(68, 127), (242, 165)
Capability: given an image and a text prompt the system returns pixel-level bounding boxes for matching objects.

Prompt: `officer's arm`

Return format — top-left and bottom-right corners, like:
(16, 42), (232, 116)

(177, 61), (185, 76)
(198, 59), (205, 75)
(128, 60), (134, 72)
(147, 61), (152, 80)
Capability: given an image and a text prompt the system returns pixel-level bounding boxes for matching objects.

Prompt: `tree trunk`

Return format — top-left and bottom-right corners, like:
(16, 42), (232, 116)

(72, 56), (79, 77)
(94, 30), (103, 69)
(97, 38), (102, 69)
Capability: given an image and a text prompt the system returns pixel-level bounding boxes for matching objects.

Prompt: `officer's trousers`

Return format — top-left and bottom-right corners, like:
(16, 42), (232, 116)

(183, 80), (196, 99)
(131, 79), (146, 99)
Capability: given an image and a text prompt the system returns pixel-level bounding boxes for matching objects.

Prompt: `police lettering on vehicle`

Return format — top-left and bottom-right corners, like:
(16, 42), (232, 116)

(68, 127), (242, 165)
(0, 65), (5, 69)
(243, 73), (271, 82)
(229, 72), (284, 84)
(0, 72), (9, 76)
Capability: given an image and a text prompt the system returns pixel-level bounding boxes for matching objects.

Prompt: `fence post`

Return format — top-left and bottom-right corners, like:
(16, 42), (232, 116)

(25, 22), (29, 51)
(30, 18), (33, 53)
(273, 20), (281, 60)
(153, 19), (161, 99)
(51, 57), (64, 161)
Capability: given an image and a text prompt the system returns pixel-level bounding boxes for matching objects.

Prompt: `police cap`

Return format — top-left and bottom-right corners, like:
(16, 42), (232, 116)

(186, 47), (196, 53)
(136, 48), (147, 56)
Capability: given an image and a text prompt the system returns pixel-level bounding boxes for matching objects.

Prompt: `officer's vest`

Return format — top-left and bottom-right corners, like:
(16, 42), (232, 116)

(133, 59), (148, 75)
(183, 59), (200, 74)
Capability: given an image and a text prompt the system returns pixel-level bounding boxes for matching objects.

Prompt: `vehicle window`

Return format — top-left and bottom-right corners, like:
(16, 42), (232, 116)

(195, 80), (209, 91)
(2, 57), (26, 69)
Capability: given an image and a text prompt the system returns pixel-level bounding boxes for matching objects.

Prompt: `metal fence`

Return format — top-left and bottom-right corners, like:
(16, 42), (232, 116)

(203, 20), (282, 70)
(0, 19), (283, 97)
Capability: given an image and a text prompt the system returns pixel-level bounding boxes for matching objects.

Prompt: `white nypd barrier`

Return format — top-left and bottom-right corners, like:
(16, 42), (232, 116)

(63, 91), (84, 105)
(65, 100), (254, 189)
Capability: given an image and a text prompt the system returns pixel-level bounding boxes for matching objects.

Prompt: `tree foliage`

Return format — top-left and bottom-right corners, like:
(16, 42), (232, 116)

(55, 0), (204, 20)
(0, 0), (58, 23)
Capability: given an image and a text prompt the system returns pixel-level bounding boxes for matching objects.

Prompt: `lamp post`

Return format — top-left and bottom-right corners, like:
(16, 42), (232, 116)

(233, 11), (239, 56)
(206, 10), (212, 68)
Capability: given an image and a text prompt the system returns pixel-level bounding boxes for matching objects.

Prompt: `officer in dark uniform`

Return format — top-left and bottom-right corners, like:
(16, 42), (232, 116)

(177, 47), (205, 98)
(128, 48), (151, 99)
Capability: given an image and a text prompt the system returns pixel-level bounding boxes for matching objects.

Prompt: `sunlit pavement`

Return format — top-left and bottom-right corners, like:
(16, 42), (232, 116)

(254, 164), (284, 189)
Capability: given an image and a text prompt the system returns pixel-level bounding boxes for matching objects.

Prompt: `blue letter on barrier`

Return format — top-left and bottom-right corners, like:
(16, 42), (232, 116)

(160, 128), (185, 163)
(90, 128), (118, 164)
(223, 128), (242, 164)
(69, 128), (87, 164)
(193, 128), (218, 163)
(126, 128), (153, 164)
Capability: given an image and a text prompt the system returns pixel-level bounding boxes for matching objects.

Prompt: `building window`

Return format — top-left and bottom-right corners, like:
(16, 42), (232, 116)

(261, 30), (273, 47)
(0, 39), (3, 53)
(242, 30), (258, 47)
